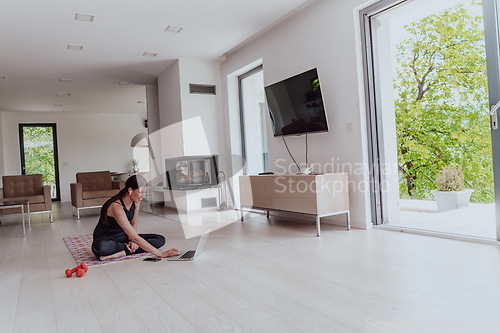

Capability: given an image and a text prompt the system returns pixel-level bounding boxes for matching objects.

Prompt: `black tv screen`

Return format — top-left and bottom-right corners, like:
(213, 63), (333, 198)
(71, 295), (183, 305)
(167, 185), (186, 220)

(265, 68), (329, 136)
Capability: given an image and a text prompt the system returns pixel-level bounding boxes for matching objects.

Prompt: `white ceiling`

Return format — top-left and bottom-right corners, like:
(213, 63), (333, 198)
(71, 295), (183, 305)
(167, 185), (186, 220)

(0, 0), (313, 114)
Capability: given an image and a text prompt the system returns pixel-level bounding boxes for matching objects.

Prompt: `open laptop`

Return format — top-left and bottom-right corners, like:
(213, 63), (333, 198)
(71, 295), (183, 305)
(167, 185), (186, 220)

(167, 231), (210, 261)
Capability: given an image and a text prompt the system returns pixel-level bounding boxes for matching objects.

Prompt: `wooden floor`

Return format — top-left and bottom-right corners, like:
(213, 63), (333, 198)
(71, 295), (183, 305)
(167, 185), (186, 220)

(1, 203), (500, 333)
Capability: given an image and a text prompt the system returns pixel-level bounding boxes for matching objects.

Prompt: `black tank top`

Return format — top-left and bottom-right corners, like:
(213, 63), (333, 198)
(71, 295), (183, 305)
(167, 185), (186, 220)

(93, 198), (136, 240)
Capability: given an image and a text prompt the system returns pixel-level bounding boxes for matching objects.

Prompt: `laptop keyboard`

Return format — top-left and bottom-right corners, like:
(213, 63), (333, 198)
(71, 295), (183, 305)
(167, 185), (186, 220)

(180, 251), (196, 259)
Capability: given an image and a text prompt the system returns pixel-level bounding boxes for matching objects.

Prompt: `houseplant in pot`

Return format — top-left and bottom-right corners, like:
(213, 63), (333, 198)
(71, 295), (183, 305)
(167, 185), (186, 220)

(132, 159), (139, 173)
(431, 165), (473, 212)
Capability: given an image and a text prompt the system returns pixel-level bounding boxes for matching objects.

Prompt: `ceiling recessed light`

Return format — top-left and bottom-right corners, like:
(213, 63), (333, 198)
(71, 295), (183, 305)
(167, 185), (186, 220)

(165, 25), (182, 33)
(143, 52), (158, 57)
(59, 78), (72, 83)
(67, 44), (84, 51)
(75, 13), (95, 22)
(119, 81), (130, 85)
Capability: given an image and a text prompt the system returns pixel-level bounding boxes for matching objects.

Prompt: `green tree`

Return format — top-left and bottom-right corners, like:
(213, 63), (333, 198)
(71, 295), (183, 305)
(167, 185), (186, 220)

(394, 2), (493, 203)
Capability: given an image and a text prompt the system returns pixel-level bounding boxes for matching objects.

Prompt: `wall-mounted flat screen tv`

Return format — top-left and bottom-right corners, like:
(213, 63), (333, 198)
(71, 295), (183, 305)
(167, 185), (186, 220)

(265, 68), (329, 136)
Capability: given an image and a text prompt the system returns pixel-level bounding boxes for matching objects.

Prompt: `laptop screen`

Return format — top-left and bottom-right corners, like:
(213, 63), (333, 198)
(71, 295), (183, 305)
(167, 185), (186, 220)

(194, 231), (210, 258)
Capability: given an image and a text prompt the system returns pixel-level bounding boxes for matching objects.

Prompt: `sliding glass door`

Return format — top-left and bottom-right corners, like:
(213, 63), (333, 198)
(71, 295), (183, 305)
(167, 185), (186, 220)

(19, 123), (61, 201)
(483, 0), (500, 240)
(361, 0), (500, 240)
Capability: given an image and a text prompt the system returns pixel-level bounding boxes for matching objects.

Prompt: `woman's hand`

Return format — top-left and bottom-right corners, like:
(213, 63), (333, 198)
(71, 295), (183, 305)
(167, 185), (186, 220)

(159, 248), (180, 258)
(126, 241), (139, 253)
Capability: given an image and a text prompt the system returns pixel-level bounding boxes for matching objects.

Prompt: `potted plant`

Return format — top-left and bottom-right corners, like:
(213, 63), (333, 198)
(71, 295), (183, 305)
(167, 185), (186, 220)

(431, 165), (473, 212)
(132, 159), (139, 173)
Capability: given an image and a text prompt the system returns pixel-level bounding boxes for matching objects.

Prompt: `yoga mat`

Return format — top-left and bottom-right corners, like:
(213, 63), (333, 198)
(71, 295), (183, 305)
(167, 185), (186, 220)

(63, 234), (151, 267)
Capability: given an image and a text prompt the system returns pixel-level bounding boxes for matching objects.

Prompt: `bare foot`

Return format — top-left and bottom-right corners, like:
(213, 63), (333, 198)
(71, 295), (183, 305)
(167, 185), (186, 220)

(99, 250), (126, 261)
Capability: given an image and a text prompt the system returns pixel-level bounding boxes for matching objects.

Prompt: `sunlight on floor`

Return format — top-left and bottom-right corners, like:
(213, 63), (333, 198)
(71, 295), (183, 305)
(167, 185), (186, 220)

(148, 208), (242, 239)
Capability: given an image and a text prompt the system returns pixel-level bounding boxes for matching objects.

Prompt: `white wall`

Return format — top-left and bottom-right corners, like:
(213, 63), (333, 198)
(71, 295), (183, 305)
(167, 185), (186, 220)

(146, 82), (161, 134)
(178, 58), (223, 157)
(157, 61), (184, 160)
(0, 111), (146, 202)
(0, 113), (4, 178)
(156, 58), (224, 212)
(146, 81), (161, 180)
(146, 81), (165, 205)
(220, 0), (373, 229)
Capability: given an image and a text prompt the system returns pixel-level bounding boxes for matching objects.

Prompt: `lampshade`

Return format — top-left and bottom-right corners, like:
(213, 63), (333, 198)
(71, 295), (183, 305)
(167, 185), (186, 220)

(130, 132), (148, 147)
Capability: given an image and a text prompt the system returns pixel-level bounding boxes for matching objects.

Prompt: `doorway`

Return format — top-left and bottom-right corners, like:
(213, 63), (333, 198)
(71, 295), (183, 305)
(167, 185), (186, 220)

(238, 65), (269, 175)
(361, 0), (499, 240)
(19, 123), (61, 201)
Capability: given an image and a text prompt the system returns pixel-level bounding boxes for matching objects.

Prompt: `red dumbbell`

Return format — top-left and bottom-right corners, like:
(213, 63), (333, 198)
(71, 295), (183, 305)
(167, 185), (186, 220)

(65, 261), (88, 278)
(65, 266), (79, 277)
(75, 262), (89, 278)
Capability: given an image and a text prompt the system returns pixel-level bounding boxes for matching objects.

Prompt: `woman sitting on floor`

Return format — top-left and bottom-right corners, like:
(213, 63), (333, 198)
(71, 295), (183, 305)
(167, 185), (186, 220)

(91, 174), (179, 261)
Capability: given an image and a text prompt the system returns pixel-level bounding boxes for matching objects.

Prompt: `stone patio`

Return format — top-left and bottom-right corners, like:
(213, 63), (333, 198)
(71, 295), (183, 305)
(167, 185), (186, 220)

(392, 199), (497, 239)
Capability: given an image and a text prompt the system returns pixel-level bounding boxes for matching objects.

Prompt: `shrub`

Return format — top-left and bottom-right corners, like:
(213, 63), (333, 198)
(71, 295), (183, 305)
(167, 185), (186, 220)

(436, 165), (465, 191)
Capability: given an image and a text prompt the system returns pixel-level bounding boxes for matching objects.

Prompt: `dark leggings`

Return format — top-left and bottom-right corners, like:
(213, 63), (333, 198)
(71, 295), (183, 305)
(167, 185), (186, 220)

(92, 233), (165, 258)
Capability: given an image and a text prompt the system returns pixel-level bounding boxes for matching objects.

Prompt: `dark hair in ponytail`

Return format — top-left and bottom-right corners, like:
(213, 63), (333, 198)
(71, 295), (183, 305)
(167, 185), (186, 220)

(99, 174), (148, 224)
